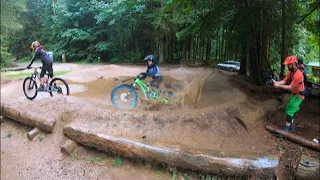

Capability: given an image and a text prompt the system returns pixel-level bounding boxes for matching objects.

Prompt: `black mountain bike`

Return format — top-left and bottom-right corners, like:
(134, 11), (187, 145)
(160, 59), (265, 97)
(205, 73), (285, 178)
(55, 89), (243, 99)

(23, 66), (70, 100)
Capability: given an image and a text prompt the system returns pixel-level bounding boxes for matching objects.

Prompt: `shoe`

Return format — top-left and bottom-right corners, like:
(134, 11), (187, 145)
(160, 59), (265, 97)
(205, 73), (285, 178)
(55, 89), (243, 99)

(282, 126), (289, 131)
(289, 123), (295, 132)
(37, 85), (45, 91)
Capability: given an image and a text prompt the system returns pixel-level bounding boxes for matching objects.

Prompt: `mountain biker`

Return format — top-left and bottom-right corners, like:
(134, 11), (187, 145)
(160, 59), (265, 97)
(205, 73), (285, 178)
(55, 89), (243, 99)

(26, 41), (54, 91)
(138, 55), (163, 91)
(272, 55), (304, 132)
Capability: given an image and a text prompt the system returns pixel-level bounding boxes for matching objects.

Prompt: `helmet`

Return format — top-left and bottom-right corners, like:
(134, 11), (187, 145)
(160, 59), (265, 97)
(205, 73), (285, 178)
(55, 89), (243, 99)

(283, 56), (298, 65)
(29, 41), (41, 52)
(143, 55), (155, 67)
(143, 55), (155, 62)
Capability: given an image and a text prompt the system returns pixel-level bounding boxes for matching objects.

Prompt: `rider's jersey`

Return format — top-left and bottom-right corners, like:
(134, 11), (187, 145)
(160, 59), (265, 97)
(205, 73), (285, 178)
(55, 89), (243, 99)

(145, 64), (162, 78)
(283, 69), (304, 99)
(29, 47), (53, 65)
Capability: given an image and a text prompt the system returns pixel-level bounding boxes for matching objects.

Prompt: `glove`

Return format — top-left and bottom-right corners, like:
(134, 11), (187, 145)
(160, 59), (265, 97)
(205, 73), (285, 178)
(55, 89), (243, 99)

(26, 65), (31, 69)
(137, 73), (145, 79)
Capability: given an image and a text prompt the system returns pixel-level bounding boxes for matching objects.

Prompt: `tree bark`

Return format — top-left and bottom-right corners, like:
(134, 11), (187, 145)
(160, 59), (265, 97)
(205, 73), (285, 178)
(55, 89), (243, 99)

(206, 37), (211, 63)
(159, 36), (164, 63)
(261, 0), (270, 72)
(64, 125), (279, 176)
(216, 29), (219, 61)
(280, 0), (286, 78)
(266, 125), (320, 151)
(224, 29), (228, 61)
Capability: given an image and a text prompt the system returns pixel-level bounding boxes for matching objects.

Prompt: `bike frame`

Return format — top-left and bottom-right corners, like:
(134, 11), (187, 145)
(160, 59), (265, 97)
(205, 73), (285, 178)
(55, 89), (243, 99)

(132, 78), (157, 99)
(31, 67), (50, 85)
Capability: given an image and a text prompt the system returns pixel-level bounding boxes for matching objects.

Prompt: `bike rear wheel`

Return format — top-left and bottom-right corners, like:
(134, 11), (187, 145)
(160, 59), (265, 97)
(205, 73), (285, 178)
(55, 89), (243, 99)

(49, 78), (70, 96)
(23, 77), (38, 100)
(111, 84), (138, 109)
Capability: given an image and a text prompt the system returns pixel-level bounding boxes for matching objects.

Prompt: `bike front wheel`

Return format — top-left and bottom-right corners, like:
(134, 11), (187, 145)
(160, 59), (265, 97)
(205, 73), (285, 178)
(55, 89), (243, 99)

(49, 78), (70, 97)
(111, 84), (138, 109)
(23, 77), (38, 100)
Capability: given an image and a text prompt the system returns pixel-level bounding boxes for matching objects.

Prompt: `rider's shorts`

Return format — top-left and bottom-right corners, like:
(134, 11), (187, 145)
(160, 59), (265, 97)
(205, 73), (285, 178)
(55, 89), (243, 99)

(285, 94), (303, 117)
(40, 62), (54, 78)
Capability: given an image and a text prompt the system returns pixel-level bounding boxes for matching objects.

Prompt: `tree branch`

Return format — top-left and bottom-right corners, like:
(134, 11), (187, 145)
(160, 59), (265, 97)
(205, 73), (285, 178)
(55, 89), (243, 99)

(297, 1), (320, 24)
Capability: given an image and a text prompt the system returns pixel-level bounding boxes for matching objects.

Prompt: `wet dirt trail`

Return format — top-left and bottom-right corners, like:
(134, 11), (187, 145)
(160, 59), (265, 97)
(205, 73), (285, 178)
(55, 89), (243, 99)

(3, 63), (317, 179)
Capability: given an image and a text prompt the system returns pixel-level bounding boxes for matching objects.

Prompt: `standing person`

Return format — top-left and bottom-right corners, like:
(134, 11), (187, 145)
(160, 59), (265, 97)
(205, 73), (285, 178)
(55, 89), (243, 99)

(27, 41), (54, 91)
(272, 56), (304, 131)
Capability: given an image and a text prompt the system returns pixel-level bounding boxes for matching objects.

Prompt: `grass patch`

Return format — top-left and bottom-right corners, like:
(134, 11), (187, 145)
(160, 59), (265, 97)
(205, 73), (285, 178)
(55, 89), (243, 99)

(3, 133), (12, 139)
(16, 57), (31, 63)
(87, 156), (105, 163)
(70, 152), (77, 160)
(4, 70), (70, 79)
(72, 61), (91, 64)
(112, 156), (123, 167)
(171, 169), (177, 180)
(38, 134), (45, 142)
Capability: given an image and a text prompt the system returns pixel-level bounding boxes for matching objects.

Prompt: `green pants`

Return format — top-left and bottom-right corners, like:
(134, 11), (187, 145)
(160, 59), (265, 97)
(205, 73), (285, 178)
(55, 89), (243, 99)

(285, 94), (303, 117)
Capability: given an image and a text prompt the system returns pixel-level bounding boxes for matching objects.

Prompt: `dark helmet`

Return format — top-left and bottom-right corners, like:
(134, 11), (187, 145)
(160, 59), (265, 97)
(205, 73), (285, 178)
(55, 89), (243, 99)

(143, 55), (155, 67)
(298, 58), (304, 65)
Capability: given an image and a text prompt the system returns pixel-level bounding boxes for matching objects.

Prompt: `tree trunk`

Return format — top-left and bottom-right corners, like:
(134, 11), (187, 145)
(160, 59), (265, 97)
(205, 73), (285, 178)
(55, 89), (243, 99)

(159, 36), (164, 63)
(182, 41), (186, 62)
(224, 29), (228, 61)
(189, 38), (193, 63)
(62, 55), (67, 63)
(280, 0), (286, 78)
(261, 0), (270, 72)
(216, 29), (219, 61)
(240, 42), (247, 75)
(220, 29), (224, 61)
(206, 37), (211, 63)
(64, 125), (279, 177)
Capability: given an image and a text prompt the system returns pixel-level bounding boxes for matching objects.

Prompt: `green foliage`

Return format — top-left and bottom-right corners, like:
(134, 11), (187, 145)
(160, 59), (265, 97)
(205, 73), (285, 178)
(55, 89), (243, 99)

(0, 0), (318, 80)
(4, 133), (13, 139)
(110, 57), (121, 64)
(87, 156), (105, 163)
(112, 156), (123, 167)
(171, 169), (177, 180)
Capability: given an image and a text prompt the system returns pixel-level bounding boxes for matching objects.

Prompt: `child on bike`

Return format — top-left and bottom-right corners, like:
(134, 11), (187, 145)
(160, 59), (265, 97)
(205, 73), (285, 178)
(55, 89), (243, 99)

(138, 55), (163, 94)
(26, 41), (54, 91)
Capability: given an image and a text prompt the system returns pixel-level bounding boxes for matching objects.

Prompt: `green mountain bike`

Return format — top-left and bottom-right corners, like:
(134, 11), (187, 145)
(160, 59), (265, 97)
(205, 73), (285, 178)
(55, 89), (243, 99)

(111, 77), (173, 109)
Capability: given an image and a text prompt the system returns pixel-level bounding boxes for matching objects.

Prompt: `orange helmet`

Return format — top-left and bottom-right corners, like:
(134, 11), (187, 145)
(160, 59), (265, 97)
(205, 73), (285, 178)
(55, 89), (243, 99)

(29, 41), (41, 52)
(283, 56), (298, 65)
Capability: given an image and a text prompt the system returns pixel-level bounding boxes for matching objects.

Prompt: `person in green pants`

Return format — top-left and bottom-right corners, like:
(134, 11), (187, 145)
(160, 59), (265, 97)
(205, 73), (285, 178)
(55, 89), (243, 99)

(272, 56), (305, 131)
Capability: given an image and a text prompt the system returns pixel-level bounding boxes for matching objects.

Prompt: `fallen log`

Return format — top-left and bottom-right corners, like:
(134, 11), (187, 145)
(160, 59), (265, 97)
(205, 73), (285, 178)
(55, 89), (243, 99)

(296, 154), (320, 180)
(266, 125), (320, 151)
(27, 128), (40, 140)
(61, 139), (78, 155)
(64, 125), (279, 177)
(1, 103), (56, 132)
